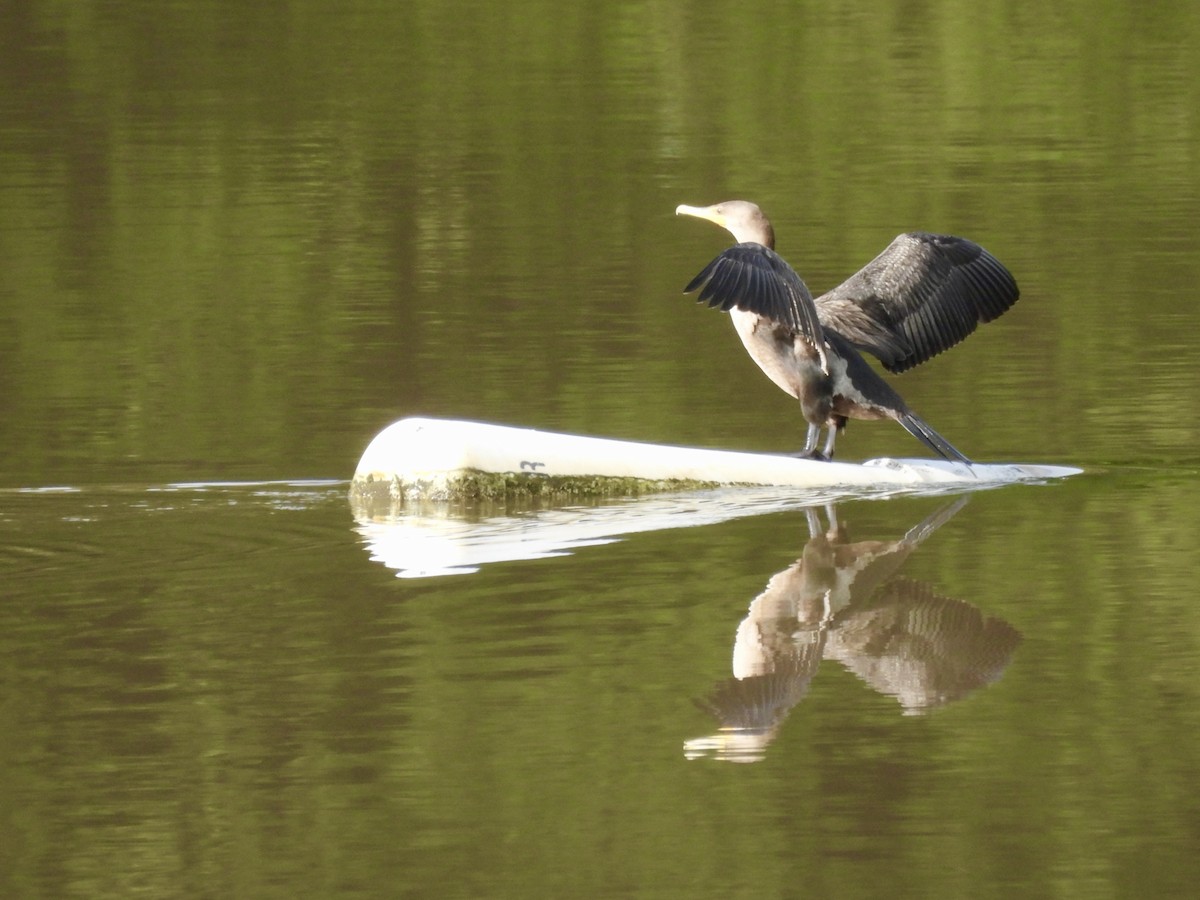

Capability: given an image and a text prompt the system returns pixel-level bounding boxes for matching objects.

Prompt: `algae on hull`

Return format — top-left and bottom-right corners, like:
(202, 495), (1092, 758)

(349, 469), (723, 504)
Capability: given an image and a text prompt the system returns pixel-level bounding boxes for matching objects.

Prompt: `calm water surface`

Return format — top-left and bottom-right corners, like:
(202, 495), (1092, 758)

(3, 0), (1200, 897)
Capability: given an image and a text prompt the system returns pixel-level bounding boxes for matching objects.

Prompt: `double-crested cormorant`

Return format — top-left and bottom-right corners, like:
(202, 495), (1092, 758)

(675, 201), (1019, 462)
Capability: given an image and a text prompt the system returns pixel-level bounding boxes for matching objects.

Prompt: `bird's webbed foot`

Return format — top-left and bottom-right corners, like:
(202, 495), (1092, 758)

(790, 448), (831, 462)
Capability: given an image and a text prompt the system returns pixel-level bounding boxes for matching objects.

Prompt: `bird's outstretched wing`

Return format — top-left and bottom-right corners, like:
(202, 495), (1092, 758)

(815, 232), (1019, 374)
(682, 242), (824, 348)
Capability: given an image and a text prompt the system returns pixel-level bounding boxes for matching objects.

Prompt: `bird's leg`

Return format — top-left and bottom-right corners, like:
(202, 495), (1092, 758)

(821, 424), (839, 460)
(792, 423), (829, 461)
(805, 423), (821, 455)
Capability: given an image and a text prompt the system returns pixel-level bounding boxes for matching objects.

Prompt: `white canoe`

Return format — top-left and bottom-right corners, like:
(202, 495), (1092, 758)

(351, 417), (1080, 500)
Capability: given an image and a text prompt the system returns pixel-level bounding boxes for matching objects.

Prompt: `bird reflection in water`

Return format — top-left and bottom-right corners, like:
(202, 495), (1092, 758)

(684, 499), (1021, 762)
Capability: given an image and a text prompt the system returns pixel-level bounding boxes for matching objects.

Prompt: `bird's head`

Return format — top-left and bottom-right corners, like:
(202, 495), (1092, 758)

(675, 200), (775, 249)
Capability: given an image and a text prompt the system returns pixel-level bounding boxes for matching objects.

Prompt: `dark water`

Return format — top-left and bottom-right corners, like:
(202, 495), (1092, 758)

(3, 1), (1200, 897)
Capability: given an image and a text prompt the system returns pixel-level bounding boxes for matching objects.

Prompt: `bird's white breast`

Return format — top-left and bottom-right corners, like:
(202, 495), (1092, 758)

(729, 309), (824, 400)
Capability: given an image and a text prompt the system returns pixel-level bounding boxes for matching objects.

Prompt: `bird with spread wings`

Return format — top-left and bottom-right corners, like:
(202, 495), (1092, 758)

(676, 200), (1018, 462)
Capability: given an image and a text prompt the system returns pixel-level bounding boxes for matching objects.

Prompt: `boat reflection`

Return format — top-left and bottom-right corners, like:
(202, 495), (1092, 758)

(684, 499), (1021, 762)
(351, 486), (911, 578)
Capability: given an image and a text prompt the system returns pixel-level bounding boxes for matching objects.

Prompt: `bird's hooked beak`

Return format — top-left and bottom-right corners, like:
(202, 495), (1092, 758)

(675, 203), (726, 228)
(676, 200), (772, 247)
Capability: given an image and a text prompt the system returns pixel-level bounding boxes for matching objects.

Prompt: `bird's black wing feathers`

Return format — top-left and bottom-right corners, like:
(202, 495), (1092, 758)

(815, 232), (1019, 374)
(683, 242), (824, 347)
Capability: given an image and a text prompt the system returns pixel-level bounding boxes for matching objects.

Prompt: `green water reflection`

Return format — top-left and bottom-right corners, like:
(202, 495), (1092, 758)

(2, 0), (1199, 896)
(3, 476), (1200, 897)
(3, 0), (1199, 484)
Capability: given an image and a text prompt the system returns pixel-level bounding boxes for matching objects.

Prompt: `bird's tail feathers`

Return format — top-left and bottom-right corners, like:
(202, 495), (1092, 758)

(898, 412), (972, 464)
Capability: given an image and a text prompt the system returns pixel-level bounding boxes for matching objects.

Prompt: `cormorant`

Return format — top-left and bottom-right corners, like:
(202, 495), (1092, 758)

(676, 200), (1019, 463)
